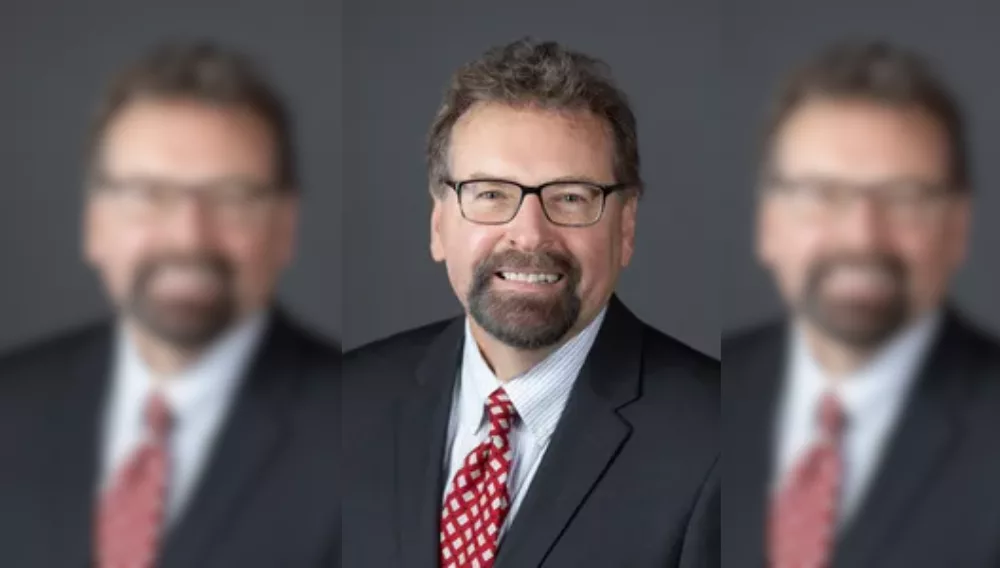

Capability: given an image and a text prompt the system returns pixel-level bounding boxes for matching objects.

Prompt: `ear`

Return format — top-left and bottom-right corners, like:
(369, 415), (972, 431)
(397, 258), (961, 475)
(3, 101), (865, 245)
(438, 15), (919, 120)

(430, 195), (446, 262)
(83, 198), (103, 267)
(276, 194), (301, 268)
(619, 194), (638, 268)
(755, 197), (777, 267)
(948, 194), (971, 268)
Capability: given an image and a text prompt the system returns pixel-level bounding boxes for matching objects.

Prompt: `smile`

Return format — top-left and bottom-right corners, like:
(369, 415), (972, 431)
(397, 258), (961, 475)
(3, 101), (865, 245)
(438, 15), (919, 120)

(496, 272), (563, 284)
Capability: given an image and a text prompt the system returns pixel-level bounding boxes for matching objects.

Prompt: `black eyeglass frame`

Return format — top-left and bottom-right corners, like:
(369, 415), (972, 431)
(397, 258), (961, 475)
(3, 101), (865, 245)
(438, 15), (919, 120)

(442, 178), (631, 227)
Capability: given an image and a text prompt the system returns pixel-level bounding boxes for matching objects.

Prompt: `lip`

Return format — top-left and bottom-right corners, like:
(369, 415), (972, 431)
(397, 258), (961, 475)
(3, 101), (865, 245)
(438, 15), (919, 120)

(149, 271), (223, 300)
(492, 271), (566, 293)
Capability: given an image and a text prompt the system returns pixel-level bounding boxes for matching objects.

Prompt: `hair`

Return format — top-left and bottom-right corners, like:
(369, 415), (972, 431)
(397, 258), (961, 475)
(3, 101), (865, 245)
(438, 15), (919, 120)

(85, 40), (298, 191)
(426, 37), (642, 196)
(760, 39), (969, 191)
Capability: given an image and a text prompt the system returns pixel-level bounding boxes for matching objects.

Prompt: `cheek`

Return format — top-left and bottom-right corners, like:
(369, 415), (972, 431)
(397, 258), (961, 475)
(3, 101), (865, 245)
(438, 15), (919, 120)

(217, 228), (284, 286)
(564, 230), (617, 291)
(440, 220), (499, 292)
(896, 229), (956, 291)
(89, 219), (157, 294)
(767, 221), (826, 296)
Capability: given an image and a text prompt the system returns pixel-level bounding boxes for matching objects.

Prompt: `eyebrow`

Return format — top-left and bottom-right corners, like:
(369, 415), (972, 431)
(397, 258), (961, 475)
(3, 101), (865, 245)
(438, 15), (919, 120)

(461, 172), (614, 185)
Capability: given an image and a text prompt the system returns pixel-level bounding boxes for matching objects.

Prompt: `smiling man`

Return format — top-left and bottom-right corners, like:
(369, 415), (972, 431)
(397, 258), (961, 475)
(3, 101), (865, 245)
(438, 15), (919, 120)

(724, 40), (1000, 568)
(343, 38), (719, 568)
(0, 42), (340, 568)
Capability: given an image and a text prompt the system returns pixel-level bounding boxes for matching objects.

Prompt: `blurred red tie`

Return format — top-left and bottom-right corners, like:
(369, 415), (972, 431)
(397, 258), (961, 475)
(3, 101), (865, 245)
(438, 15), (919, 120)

(769, 392), (845, 568)
(96, 393), (173, 568)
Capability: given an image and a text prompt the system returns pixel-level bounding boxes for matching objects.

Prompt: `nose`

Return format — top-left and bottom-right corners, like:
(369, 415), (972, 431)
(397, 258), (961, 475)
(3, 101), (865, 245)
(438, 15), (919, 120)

(162, 193), (217, 251)
(505, 194), (557, 250)
(834, 194), (891, 252)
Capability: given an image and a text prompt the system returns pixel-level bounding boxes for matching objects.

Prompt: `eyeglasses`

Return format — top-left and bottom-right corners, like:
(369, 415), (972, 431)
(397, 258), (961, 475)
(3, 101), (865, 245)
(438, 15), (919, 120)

(90, 174), (285, 226)
(444, 178), (629, 227)
(762, 175), (959, 226)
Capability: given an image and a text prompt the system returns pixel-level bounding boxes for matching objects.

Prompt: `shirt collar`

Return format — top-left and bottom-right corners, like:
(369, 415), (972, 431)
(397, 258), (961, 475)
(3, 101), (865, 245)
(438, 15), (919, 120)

(788, 308), (943, 427)
(113, 310), (269, 429)
(459, 306), (608, 443)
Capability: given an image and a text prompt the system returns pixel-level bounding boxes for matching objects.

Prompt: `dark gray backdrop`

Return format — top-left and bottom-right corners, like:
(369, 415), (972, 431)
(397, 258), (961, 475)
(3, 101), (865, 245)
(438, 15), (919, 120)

(0, 0), (342, 352)
(721, 0), (1000, 335)
(342, 0), (722, 356)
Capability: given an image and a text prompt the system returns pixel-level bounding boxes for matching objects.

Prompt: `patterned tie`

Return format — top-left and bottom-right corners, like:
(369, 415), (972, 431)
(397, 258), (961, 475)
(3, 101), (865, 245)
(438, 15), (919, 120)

(440, 387), (517, 568)
(769, 391), (846, 568)
(96, 393), (173, 568)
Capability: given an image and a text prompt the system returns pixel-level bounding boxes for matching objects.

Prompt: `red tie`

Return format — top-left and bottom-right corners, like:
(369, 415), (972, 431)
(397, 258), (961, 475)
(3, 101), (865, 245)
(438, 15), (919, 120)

(96, 393), (173, 568)
(440, 387), (516, 568)
(769, 392), (846, 568)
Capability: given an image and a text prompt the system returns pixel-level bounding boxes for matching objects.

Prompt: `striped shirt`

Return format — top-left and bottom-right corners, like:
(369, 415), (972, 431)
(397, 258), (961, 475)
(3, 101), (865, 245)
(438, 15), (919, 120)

(442, 306), (608, 538)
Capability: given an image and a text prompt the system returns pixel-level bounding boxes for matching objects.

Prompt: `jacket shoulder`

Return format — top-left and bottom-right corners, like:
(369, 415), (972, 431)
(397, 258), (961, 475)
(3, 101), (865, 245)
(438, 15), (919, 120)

(0, 321), (110, 398)
(722, 319), (785, 360)
(344, 318), (455, 367)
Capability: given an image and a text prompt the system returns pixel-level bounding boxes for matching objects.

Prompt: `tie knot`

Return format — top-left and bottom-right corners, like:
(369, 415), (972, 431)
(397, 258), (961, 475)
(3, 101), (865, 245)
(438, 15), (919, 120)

(144, 393), (173, 440)
(485, 387), (516, 433)
(817, 392), (845, 440)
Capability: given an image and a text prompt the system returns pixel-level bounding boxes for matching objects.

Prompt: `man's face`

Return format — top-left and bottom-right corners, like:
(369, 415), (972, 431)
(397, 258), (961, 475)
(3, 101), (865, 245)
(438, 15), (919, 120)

(758, 98), (969, 348)
(85, 99), (298, 349)
(431, 103), (637, 350)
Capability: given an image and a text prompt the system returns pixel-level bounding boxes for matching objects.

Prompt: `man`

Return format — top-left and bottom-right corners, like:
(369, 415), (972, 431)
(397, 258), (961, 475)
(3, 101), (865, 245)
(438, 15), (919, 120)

(343, 38), (719, 568)
(0, 42), (341, 567)
(724, 40), (1000, 568)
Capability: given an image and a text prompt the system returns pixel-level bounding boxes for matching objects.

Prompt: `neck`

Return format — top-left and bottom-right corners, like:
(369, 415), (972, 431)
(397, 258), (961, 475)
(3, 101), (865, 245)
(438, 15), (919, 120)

(801, 325), (875, 379)
(468, 321), (570, 382)
(126, 322), (208, 378)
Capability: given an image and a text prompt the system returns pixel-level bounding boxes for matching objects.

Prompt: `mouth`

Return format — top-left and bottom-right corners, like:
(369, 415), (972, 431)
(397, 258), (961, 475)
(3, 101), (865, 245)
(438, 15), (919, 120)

(149, 266), (224, 300)
(822, 266), (896, 299)
(495, 271), (565, 284)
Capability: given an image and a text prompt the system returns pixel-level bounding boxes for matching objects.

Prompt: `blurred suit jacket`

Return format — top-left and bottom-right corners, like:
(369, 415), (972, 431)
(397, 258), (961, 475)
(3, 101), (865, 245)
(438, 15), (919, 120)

(343, 295), (720, 568)
(723, 307), (1000, 568)
(0, 308), (342, 568)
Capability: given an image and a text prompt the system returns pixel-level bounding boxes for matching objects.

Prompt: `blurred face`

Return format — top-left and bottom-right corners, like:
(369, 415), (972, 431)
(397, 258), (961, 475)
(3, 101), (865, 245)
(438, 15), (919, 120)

(758, 98), (969, 348)
(431, 103), (637, 350)
(85, 98), (298, 350)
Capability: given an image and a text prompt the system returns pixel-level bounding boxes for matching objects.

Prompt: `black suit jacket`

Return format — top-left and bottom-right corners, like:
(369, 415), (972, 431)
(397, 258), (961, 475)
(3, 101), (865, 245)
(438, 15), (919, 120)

(343, 296), (720, 568)
(723, 309), (1000, 568)
(0, 309), (342, 568)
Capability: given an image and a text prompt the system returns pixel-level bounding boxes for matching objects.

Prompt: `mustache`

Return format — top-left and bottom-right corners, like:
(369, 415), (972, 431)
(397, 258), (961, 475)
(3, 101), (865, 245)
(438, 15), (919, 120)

(804, 252), (907, 292)
(132, 252), (234, 293)
(476, 249), (577, 276)
(470, 248), (581, 299)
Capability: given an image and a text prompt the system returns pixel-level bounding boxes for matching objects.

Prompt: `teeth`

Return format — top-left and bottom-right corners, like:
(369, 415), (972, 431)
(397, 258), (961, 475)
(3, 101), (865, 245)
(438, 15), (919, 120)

(154, 268), (220, 293)
(500, 272), (561, 284)
(826, 268), (893, 292)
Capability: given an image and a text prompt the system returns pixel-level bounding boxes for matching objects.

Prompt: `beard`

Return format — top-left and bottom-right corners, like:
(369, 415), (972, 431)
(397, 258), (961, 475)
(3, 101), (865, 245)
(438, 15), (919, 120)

(124, 252), (238, 351)
(798, 252), (910, 350)
(467, 249), (582, 350)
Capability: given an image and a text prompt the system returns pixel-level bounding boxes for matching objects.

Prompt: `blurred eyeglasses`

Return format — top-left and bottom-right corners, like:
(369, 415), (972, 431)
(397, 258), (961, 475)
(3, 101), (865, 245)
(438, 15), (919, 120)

(762, 174), (959, 226)
(90, 173), (285, 226)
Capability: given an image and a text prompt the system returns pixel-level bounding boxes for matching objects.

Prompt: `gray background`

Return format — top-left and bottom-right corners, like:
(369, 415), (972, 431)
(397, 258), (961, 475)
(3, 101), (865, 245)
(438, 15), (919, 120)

(721, 0), (1000, 336)
(342, 0), (722, 356)
(0, 0), (342, 352)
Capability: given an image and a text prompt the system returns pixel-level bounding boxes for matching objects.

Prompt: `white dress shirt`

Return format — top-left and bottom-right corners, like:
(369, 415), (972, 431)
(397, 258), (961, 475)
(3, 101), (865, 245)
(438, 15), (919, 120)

(442, 307), (607, 538)
(772, 310), (942, 524)
(99, 312), (268, 526)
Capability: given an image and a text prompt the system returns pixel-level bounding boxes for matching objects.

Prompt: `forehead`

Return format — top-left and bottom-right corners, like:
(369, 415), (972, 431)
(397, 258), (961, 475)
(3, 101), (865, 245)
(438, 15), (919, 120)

(448, 102), (615, 184)
(772, 98), (951, 184)
(98, 98), (276, 182)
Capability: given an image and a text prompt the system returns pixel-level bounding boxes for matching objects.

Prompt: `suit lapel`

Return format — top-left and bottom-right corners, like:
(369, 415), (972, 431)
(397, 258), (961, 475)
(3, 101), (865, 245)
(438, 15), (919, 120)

(833, 313), (973, 568)
(494, 296), (641, 568)
(157, 312), (300, 568)
(396, 318), (464, 568)
(723, 322), (786, 568)
(32, 325), (112, 568)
